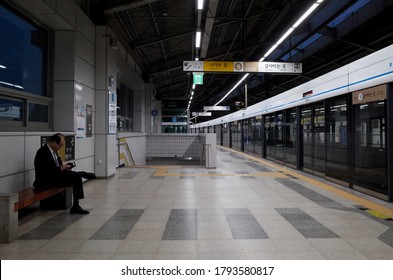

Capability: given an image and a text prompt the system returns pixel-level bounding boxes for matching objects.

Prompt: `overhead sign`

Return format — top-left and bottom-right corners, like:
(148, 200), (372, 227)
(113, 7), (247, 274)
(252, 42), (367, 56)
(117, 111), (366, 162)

(183, 61), (302, 74)
(193, 73), (204, 84)
(203, 106), (230, 111)
(183, 61), (203, 71)
(192, 112), (212, 117)
(204, 61), (234, 72)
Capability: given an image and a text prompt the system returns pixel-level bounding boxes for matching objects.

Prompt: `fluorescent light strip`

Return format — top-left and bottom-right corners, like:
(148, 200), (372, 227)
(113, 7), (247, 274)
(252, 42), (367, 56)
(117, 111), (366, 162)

(293, 3), (319, 28)
(217, 0), (323, 105)
(214, 74), (249, 106)
(0, 65), (6, 69)
(197, 0), (204, 10)
(195, 31), (201, 48)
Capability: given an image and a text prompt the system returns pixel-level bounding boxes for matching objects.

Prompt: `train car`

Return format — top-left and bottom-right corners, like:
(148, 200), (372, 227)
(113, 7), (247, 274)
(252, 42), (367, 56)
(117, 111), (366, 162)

(192, 43), (393, 201)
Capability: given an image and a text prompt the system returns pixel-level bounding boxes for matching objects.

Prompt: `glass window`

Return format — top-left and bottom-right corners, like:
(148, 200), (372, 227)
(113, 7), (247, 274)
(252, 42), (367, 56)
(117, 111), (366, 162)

(353, 99), (387, 195)
(301, 106), (312, 170)
(265, 114), (275, 161)
(117, 82), (133, 132)
(232, 121), (241, 150)
(223, 123), (230, 147)
(254, 116), (262, 155)
(0, 4), (48, 96)
(326, 96), (348, 182)
(284, 108), (297, 167)
(28, 103), (48, 122)
(0, 3), (51, 131)
(216, 125), (221, 145)
(275, 111), (284, 163)
(0, 97), (23, 121)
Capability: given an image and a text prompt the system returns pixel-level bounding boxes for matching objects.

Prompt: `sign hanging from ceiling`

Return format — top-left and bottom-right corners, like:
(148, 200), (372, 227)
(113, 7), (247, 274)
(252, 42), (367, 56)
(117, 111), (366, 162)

(203, 106), (230, 111)
(192, 112), (212, 117)
(183, 61), (302, 74)
(193, 73), (204, 84)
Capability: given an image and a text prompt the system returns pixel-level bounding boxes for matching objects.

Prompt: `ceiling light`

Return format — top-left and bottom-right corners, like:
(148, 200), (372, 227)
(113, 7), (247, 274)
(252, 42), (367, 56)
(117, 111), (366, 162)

(214, 0), (324, 106)
(214, 74), (249, 106)
(197, 0), (204, 10)
(293, 3), (319, 28)
(276, 27), (295, 45)
(192, 84), (195, 89)
(0, 65), (6, 69)
(195, 31), (201, 48)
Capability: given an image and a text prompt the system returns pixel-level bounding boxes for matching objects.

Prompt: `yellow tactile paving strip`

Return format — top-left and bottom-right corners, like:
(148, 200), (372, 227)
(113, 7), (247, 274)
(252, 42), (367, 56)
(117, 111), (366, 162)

(152, 166), (288, 178)
(219, 146), (393, 219)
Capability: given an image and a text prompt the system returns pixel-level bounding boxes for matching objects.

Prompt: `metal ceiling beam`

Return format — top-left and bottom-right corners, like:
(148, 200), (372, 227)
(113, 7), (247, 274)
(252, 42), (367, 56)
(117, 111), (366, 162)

(132, 30), (193, 48)
(104, 0), (162, 15)
(200, 0), (219, 58)
(148, 2), (167, 61)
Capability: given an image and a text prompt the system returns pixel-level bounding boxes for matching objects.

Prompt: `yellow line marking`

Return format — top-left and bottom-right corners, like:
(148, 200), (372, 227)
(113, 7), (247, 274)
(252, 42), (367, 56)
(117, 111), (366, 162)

(220, 146), (393, 219)
(365, 209), (391, 220)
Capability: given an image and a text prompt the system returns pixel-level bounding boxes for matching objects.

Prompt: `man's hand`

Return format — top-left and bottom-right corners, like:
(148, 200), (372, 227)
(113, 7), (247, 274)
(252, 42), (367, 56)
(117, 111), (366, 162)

(61, 163), (72, 171)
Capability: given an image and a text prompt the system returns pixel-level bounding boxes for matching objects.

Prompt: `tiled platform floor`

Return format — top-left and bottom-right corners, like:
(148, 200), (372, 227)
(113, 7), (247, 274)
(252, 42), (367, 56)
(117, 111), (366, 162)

(1, 147), (393, 260)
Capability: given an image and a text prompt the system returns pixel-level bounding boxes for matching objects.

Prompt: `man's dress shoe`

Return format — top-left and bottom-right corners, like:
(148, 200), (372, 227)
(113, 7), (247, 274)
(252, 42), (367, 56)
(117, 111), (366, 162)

(70, 205), (89, 214)
(78, 171), (96, 180)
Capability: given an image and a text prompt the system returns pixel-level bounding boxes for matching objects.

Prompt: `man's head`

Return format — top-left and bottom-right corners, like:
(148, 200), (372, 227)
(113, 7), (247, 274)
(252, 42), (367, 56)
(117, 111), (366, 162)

(49, 133), (65, 152)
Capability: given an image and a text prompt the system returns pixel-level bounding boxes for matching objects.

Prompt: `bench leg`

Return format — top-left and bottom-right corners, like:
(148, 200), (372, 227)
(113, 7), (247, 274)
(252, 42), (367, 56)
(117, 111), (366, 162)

(0, 193), (18, 243)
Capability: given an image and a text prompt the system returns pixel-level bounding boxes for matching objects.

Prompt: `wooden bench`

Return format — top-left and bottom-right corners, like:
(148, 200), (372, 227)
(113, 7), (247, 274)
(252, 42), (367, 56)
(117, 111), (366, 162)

(0, 187), (71, 243)
(14, 187), (70, 211)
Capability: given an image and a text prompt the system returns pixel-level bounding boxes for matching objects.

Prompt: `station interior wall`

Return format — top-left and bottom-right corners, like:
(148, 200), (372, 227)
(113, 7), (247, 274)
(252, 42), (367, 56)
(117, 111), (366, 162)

(0, 0), (159, 194)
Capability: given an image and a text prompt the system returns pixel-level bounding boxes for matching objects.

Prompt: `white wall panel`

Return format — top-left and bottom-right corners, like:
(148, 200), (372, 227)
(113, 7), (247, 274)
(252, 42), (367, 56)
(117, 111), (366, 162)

(73, 156), (95, 174)
(107, 135), (117, 176)
(11, 0), (53, 14)
(74, 82), (94, 107)
(95, 89), (107, 134)
(95, 27), (108, 91)
(77, 7), (96, 44)
(76, 31), (95, 67)
(75, 137), (95, 159)
(53, 82), (75, 132)
(56, 0), (77, 27)
(24, 135), (41, 171)
(0, 136), (24, 177)
(0, 174), (25, 193)
(24, 170), (35, 189)
(54, 31), (76, 81)
(75, 56), (95, 89)
(94, 134), (107, 176)
(119, 133), (147, 165)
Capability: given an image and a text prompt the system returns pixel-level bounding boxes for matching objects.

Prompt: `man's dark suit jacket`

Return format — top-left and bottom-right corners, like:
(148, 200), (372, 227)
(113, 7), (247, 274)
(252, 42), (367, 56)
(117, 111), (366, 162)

(33, 144), (65, 188)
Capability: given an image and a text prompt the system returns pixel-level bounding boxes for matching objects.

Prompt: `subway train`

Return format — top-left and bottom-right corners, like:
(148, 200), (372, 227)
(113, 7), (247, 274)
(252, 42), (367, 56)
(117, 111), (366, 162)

(191, 43), (393, 202)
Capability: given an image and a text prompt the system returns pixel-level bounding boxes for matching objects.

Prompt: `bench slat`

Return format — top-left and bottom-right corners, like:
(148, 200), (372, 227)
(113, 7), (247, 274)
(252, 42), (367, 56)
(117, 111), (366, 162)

(14, 187), (69, 211)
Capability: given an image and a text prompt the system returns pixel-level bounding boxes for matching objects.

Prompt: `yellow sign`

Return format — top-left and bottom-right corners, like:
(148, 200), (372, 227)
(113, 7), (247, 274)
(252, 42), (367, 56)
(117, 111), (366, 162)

(203, 61), (234, 72)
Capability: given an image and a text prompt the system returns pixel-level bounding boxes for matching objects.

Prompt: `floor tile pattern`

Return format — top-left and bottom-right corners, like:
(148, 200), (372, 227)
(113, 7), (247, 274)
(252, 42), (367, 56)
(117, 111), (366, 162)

(90, 209), (144, 240)
(223, 208), (268, 239)
(162, 209), (198, 240)
(1, 147), (393, 260)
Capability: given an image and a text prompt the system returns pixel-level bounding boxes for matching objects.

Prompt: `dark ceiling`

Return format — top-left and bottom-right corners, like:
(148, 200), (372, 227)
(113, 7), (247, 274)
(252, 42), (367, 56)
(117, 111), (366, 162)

(81, 0), (393, 121)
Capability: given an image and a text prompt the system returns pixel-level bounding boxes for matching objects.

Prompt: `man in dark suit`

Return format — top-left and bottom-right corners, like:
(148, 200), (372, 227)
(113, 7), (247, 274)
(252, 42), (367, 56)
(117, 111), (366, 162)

(34, 133), (93, 214)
